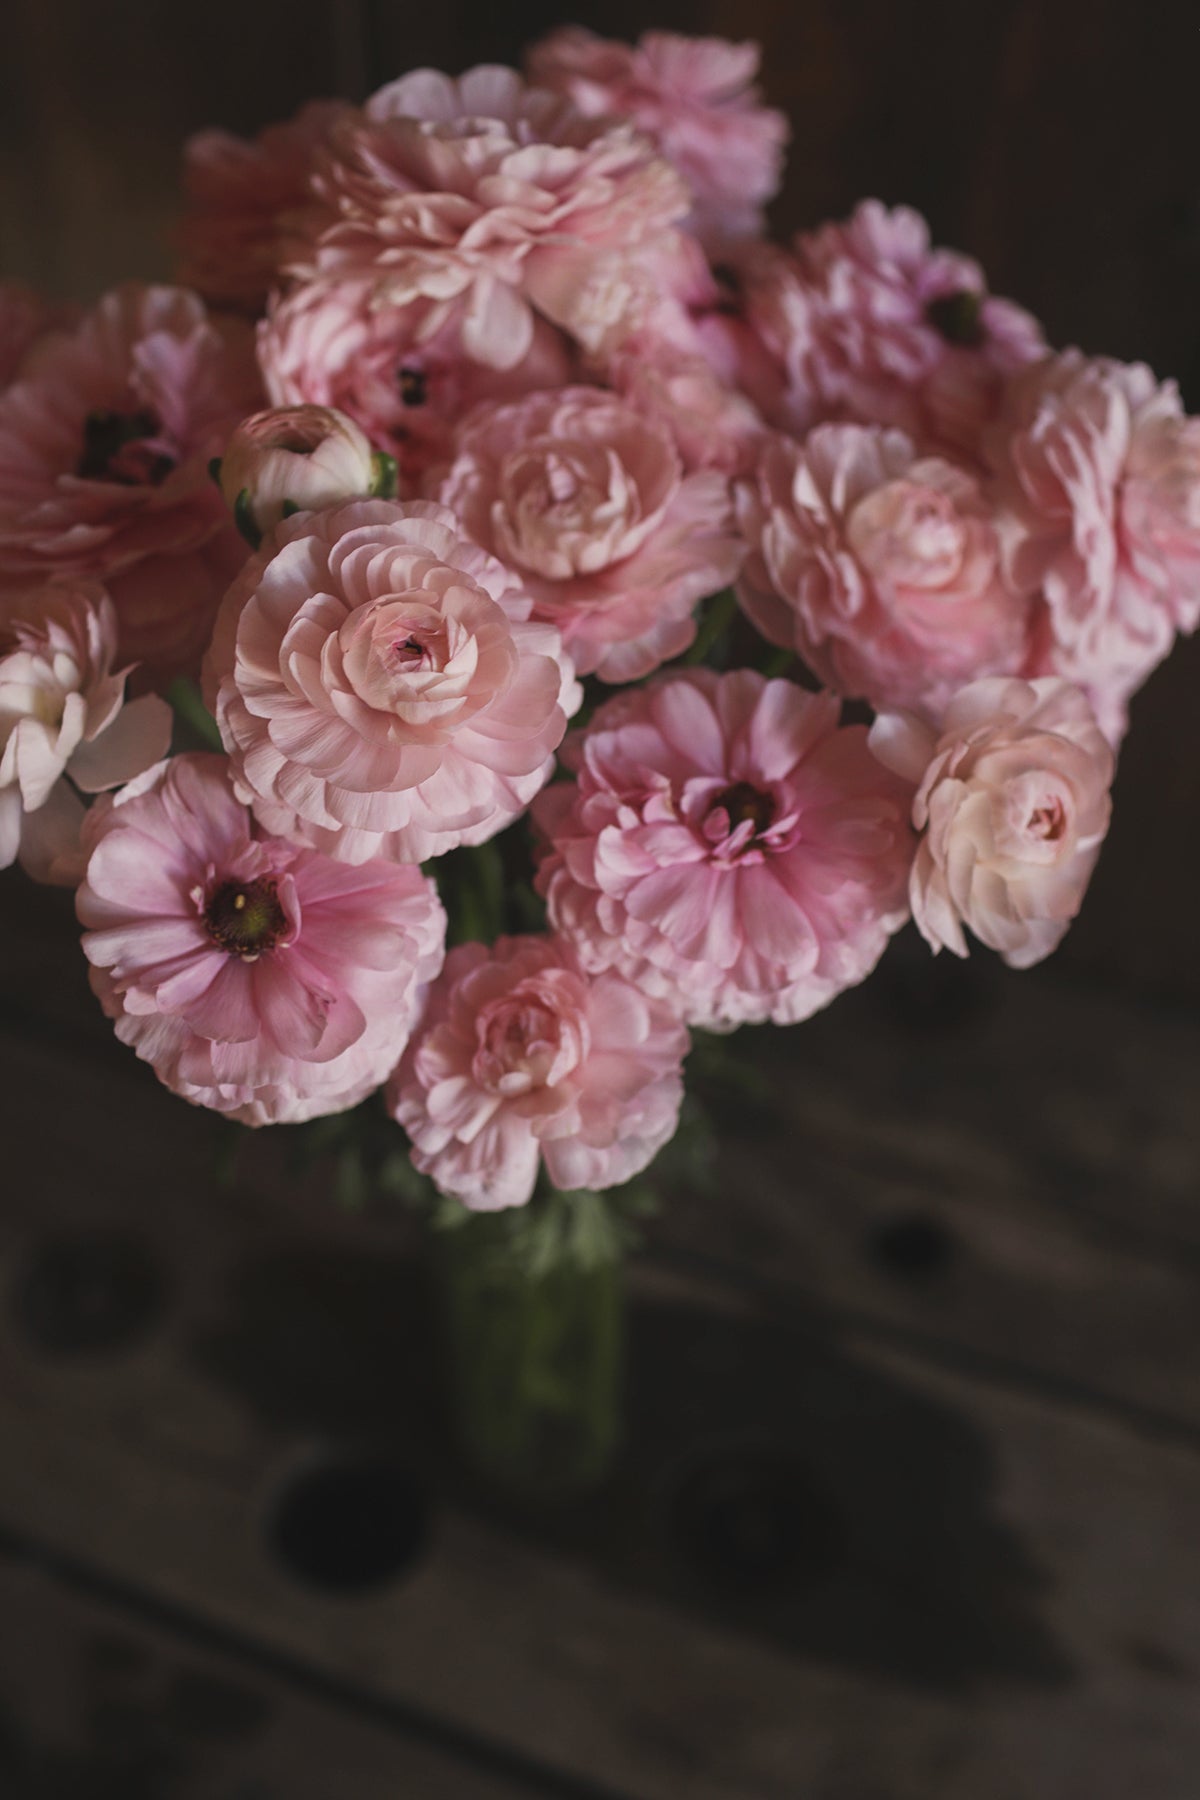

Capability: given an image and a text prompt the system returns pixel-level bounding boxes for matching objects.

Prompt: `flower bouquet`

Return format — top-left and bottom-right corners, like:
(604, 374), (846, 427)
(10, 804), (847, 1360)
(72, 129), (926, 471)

(2, 28), (1195, 1497)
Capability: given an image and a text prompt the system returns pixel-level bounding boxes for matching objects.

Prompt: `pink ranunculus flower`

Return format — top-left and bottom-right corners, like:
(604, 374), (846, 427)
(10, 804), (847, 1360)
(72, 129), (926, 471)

(439, 386), (744, 682)
(177, 99), (351, 315)
(734, 203), (1046, 457)
(534, 669), (913, 1030)
(870, 676), (1114, 969)
(289, 66), (690, 371)
(0, 581), (172, 885)
(218, 404), (382, 538)
(0, 283), (261, 678)
(737, 424), (1029, 717)
(991, 350), (1200, 744)
(388, 934), (688, 1210)
(258, 275), (574, 496)
(203, 499), (580, 865)
(526, 28), (789, 255)
(609, 340), (766, 479)
(78, 753), (446, 1126)
(0, 282), (78, 390)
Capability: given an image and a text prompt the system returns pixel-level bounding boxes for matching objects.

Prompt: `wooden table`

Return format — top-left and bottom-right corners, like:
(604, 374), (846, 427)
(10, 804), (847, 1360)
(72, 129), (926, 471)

(1, 875), (1198, 1798)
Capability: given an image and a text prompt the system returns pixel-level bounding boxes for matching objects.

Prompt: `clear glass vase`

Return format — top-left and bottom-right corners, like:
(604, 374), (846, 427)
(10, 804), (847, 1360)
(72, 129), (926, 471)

(431, 1188), (624, 1502)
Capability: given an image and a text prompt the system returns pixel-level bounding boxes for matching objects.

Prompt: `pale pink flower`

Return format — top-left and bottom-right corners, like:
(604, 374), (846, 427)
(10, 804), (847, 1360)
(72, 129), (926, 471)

(0, 282), (77, 389)
(289, 66), (689, 370)
(0, 581), (172, 885)
(178, 100), (351, 314)
(258, 275), (573, 495)
(737, 425), (1029, 716)
(439, 387), (743, 681)
(526, 28), (789, 254)
(870, 676), (1113, 969)
(535, 669), (913, 1030)
(733, 204), (1045, 457)
(218, 404), (382, 538)
(204, 499), (579, 865)
(78, 752), (446, 1126)
(0, 283), (261, 677)
(609, 341), (765, 478)
(991, 350), (1200, 744)
(389, 934), (688, 1210)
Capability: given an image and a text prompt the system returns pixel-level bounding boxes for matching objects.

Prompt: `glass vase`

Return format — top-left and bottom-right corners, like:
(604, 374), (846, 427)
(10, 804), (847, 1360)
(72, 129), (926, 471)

(431, 1187), (624, 1502)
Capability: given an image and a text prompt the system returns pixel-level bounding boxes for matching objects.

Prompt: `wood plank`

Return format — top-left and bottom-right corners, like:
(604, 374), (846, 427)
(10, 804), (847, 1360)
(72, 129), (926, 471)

(0, 1025), (1199, 1796)
(0, 1553), (531, 1799)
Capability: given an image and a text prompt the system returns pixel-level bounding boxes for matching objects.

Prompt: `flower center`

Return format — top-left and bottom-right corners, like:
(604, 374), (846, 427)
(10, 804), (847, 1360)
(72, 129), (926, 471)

(77, 408), (176, 486)
(924, 289), (985, 348)
(204, 877), (287, 960)
(1027, 796), (1067, 842)
(397, 365), (428, 407)
(711, 781), (775, 837)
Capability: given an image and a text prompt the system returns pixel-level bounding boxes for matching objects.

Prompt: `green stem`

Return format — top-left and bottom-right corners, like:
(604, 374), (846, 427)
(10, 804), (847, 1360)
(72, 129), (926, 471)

(167, 679), (223, 752)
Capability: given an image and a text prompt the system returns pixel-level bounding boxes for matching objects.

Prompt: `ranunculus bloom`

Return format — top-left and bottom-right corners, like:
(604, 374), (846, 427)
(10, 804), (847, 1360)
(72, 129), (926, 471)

(870, 677), (1113, 969)
(388, 934), (688, 1210)
(609, 339), (765, 478)
(0, 282), (77, 390)
(737, 425), (1029, 716)
(218, 404), (382, 538)
(535, 669), (913, 1030)
(178, 100), (351, 314)
(0, 284), (261, 677)
(204, 499), (579, 864)
(78, 753), (446, 1126)
(0, 582), (172, 884)
(258, 275), (573, 495)
(733, 203), (1045, 457)
(439, 386), (743, 681)
(991, 351), (1200, 744)
(289, 66), (689, 371)
(526, 28), (788, 255)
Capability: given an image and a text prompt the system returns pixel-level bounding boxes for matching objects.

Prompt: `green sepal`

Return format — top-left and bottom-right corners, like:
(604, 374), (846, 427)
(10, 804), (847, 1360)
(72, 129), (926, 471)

(370, 451), (399, 499)
(233, 488), (263, 549)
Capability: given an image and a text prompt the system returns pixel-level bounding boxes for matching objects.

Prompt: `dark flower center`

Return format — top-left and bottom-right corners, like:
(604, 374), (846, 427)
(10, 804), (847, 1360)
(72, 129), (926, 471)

(924, 289), (985, 348)
(712, 782), (775, 837)
(77, 408), (176, 486)
(397, 365), (428, 407)
(204, 878), (288, 959)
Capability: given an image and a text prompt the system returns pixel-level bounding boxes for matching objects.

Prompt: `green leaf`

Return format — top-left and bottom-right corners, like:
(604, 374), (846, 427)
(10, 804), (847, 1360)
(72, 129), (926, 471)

(684, 587), (737, 667)
(233, 488), (263, 549)
(167, 678), (223, 752)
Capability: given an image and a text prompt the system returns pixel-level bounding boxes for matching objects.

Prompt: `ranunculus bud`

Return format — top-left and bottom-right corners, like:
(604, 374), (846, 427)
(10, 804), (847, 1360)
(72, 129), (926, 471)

(215, 405), (393, 544)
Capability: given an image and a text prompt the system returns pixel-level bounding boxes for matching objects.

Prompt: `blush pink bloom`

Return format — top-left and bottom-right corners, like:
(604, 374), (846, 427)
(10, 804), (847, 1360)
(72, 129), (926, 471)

(534, 669), (913, 1030)
(737, 425), (1029, 716)
(609, 341), (765, 479)
(178, 100), (351, 315)
(526, 29), (788, 255)
(204, 499), (580, 865)
(991, 350), (1200, 744)
(78, 753), (446, 1126)
(0, 581), (172, 885)
(439, 386), (743, 681)
(734, 203), (1045, 457)
(870, 677), (1114, 969)
(258, 275), (573, 495)
(218, 404), (381, 537)
(388, 934), (688, 1210)
(0, 283), (261, 678)
(289, 66), (690, 371)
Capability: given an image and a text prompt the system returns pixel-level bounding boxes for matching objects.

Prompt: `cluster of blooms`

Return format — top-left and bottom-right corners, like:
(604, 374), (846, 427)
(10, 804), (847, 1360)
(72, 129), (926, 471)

(1, 29), (1193, 1214)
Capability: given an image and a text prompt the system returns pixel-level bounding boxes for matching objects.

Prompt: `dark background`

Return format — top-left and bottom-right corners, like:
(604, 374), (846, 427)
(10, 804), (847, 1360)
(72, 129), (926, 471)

(3, 0), (1197, 1005)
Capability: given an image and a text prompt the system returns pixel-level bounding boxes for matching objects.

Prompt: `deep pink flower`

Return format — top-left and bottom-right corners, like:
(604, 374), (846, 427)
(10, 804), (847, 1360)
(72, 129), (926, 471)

(204, 499), (579, 865)
(258, 274), (573, 495)
(288, 66), (690, 370)
(870, 677), (1113, 968)
(733, 203), (1045, 457)
(526, 28), (789, 254)
(991, 350), (1200, 743)
(737, 425), (1029, 716)
(78, 753), (445, 1126)
(0, 283), (261, 677)
(389, 934), (688, 1210)
(178, 100), (351, 315)
(0, 581), (172, 884)
(535, 669), (913, 1030)
(439, 387), (743, 681)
